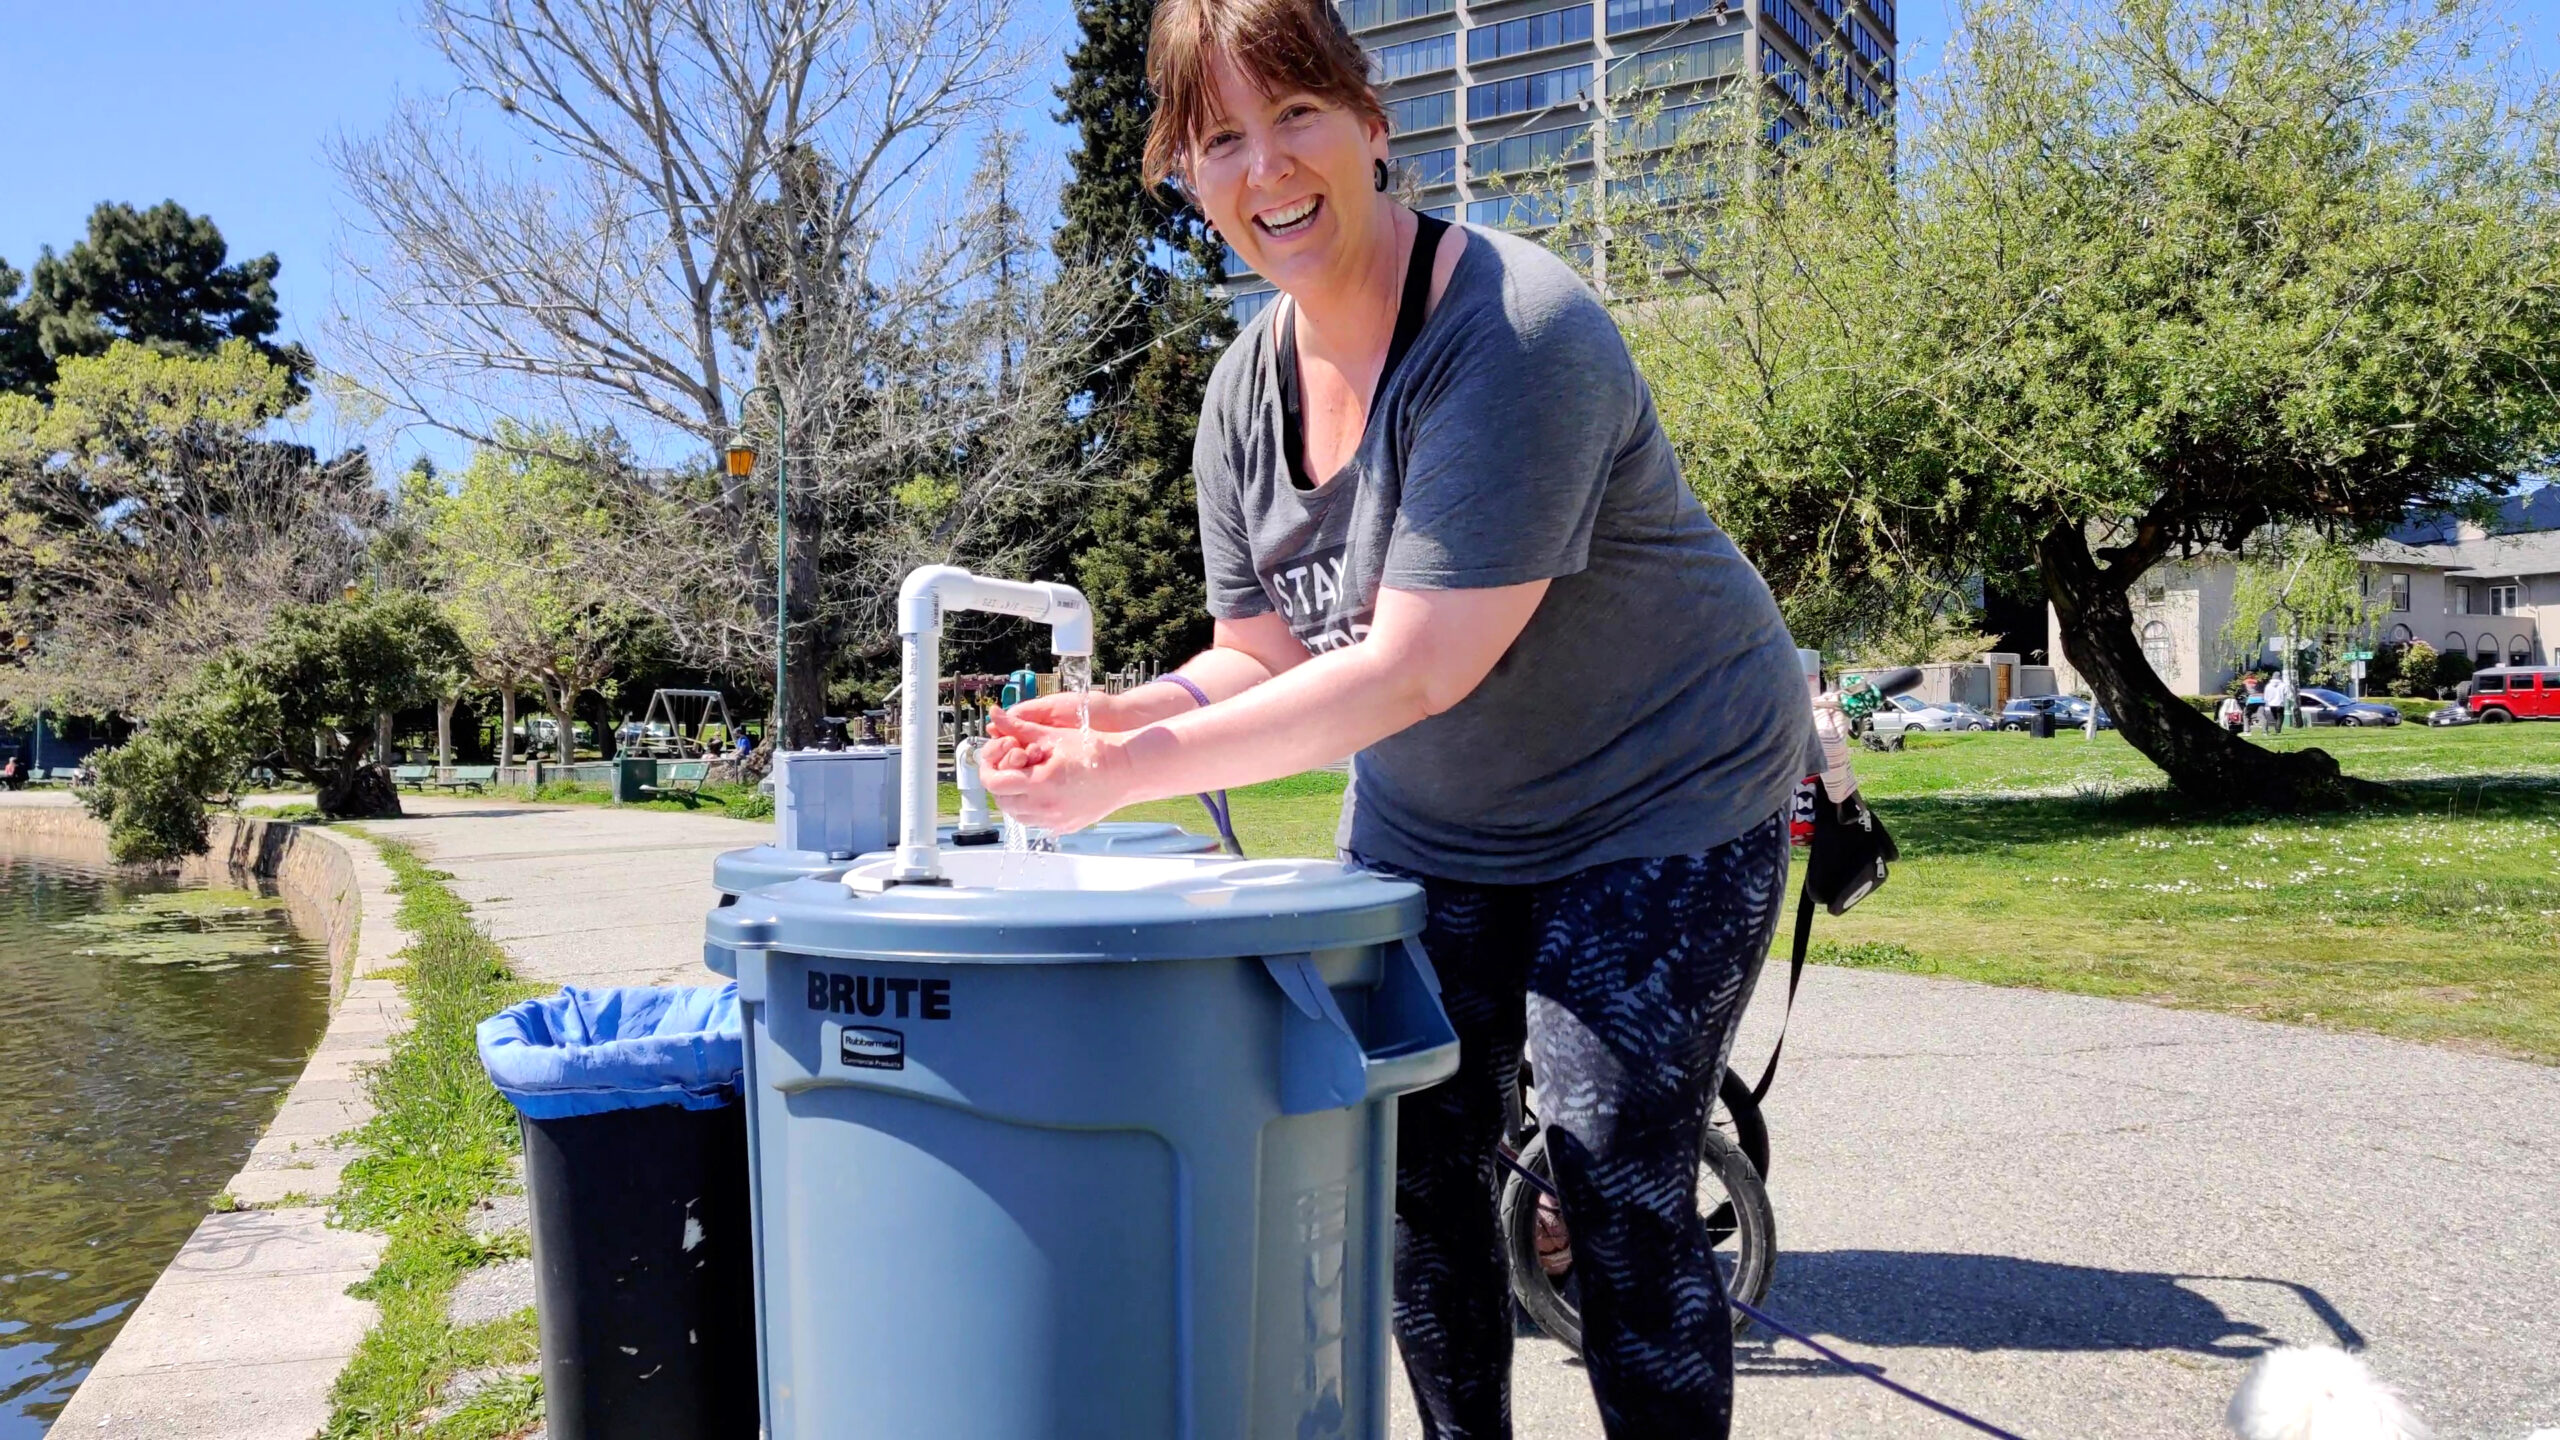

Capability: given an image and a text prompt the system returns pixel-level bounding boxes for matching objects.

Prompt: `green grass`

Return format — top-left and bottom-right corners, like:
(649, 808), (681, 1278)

(1821, 727), (2560, 1060)
(1098, 731), (2560, 1062)
(323, 832), (548, 1440)
(480, 779), (773, 821)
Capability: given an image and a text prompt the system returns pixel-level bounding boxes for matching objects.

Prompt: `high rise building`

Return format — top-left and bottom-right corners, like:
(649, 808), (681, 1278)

(1222, 0), (1897, 321)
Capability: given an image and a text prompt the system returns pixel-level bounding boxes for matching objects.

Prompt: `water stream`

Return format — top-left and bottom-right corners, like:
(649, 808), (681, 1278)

(0, 853), (330, 1437)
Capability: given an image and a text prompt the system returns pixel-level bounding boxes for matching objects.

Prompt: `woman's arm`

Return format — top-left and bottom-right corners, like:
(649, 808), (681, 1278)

(994, 613), (1309, 741)
(979, 580), (1549, 832)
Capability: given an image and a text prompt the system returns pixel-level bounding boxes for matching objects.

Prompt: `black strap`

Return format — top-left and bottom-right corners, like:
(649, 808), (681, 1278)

(1750, 881), (1817, 1106)
(1277, 212), (1449, 491)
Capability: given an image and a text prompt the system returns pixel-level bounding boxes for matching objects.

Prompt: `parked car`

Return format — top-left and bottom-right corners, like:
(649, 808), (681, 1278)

(2294, 688), (2402, 727)
(2464, 667), (2560, 723)
(2428, 701), (2477, 727)
(1876, 694), (1995, 734)
(1996, 696), (2113, 731)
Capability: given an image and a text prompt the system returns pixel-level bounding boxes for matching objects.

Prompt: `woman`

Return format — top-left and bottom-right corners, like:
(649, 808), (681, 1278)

(981, 0), (1812, 1431)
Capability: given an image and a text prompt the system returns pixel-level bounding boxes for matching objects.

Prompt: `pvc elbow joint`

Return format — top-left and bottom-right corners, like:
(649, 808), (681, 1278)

(1039, 583), (1093, 657)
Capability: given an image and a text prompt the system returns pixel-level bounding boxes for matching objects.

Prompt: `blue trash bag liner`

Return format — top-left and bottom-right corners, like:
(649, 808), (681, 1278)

(478, 983), (743, 1120)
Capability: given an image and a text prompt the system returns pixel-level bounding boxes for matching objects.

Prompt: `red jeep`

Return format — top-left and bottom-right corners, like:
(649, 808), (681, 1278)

(2468, 667), (2560, 722)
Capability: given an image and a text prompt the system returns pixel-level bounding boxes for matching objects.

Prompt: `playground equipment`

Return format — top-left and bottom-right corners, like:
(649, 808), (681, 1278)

(627, 689), (735, 758)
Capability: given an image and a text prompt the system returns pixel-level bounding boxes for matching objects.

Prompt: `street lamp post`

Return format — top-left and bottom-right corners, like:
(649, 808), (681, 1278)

(727, 385), (788, 752)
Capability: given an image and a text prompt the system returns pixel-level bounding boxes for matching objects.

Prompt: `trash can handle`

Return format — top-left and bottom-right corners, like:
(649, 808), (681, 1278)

(1261, 939), (1461, 1116)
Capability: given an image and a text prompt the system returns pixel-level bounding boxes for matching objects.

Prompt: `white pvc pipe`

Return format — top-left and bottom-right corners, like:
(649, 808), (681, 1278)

(892, 566), (1093, 883)
(953, 736), (995, 836)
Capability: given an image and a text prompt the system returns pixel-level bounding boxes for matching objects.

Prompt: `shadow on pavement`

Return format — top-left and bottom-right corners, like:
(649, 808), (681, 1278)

(1747, 1250), (2362, 1362)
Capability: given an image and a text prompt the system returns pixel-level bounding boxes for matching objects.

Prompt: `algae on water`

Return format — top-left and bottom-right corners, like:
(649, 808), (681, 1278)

(54, 889), (295, 968)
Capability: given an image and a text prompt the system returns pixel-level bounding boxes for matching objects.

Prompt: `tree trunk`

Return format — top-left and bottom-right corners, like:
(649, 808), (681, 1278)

(376, 711), (396, 765)
(499, 689), (517, 768)
(2040, 524), (2364, 808)
(314, 732), (403, 820)
(779, 487), (826, 750)
(436, 696), (458, 768)
(550, 686), (576, 768)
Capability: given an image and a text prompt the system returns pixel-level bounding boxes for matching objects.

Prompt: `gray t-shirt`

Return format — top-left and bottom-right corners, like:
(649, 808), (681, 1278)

(1195, 224), (1812, 884)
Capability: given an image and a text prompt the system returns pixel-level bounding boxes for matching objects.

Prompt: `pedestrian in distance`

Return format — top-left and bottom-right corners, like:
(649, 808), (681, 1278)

(976, 0), (1815, 1431)
(2265, 670), (2294, 733)
(2218, 693), (2246, 735)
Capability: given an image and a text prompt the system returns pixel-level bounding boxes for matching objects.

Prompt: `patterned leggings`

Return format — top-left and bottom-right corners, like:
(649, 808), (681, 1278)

(1358, 816), (1790, 1440)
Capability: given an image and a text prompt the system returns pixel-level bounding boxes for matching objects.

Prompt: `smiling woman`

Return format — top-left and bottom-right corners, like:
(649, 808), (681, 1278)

(964, 0), (1814, 1434)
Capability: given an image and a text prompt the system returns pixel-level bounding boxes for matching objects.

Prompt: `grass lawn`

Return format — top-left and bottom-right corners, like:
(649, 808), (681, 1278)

(1102, 727), (2560, 1063)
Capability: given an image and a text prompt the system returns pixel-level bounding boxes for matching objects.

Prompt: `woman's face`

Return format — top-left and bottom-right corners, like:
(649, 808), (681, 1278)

(1187, 53), (1392, 297)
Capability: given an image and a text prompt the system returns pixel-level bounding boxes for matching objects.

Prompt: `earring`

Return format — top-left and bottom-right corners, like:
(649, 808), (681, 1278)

(1374, 158), (1389, 192)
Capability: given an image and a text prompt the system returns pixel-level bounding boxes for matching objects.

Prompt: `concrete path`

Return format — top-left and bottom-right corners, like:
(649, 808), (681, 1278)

(365, 798), (763, 988)
(366, 801), (2560, 1440)
(46, 824), (416, 1440)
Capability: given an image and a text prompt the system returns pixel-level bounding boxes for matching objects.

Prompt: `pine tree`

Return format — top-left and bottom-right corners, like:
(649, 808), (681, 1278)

(1053, 0), (1235, 670)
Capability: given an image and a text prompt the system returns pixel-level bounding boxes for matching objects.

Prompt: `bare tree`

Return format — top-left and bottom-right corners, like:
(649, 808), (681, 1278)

(330, 0), (1132, 743)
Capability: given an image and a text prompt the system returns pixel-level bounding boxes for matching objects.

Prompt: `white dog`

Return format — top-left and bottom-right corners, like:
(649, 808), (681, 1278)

(2226, 1347), (2429, 1440)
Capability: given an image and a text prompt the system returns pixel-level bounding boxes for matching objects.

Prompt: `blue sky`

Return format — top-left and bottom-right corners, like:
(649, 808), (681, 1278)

(1, 0), (2553, 469)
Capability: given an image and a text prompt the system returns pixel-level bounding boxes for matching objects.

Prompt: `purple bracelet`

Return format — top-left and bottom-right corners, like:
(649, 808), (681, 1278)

(1157, 674), (1212, 709)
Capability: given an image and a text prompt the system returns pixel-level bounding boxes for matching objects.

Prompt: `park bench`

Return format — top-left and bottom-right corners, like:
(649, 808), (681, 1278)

(428, 765), (497, 794)
(639, 759), (712, 798)
(391, 764), (436, 791)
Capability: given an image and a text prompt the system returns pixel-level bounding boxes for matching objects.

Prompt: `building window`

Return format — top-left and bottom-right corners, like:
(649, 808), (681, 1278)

(1608, 32), (1744, 93)
(2489, 584), (2519, 615)
(1341, 0), (1454, 31)
(2513, 636), (2534, 666)
(1228, 289), (1277, 325)
(1762, 46), (1810, 108)
(2477, 635), (2500, 664)
(1605, 0), (1722, 36)
(1468, 4), (1592, 63)
(1611, 98), (1726, 152)
(2446, 632), (2466, 656)
(1846, 13), (1892, 82)
(1467, 64), (1592, 122)
(1466, 186), (1577, 228)
(2140, 621), (2170, 675)
(1467, 122), (1591, 176)
(1418, 204), (1456, 222)
(1864, 0), (1895, 31)
(1385, 89), (1457, 133)
(2389, 573), (2411, 612)
(1374, 32), (1457, 82)
(1758, 0), (1826, 67)
(1390, 147), (1458, 189)
(2388, 624), (2412, 643)
(2452, 583), (2470, 615)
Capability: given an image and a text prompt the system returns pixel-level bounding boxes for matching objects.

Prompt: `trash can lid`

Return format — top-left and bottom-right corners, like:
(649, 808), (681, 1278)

(714, 824), (1221, 894)
(707, 851), (1421, 964)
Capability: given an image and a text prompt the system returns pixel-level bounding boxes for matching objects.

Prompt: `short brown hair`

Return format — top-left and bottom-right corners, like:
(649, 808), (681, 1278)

(1143, 0), (1388, 190)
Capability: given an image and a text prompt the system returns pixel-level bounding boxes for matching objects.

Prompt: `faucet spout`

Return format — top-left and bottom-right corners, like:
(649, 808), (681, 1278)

(892, 567), (1094, 883)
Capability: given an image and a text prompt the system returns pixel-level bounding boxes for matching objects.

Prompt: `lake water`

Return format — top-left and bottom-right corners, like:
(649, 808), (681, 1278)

(0, 853), (331, 1437)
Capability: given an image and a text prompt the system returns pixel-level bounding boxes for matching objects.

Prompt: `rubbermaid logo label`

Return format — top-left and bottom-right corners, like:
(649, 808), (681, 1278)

(839, 1026), (905, 1070)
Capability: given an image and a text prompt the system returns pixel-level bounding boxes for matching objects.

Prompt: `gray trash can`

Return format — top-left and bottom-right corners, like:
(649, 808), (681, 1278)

(703, 851), (1458, 1440)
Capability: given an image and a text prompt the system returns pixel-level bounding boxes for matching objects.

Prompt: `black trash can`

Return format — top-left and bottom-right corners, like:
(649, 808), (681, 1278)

(478, 985), (758, 1440)
(2029, 701), (2056, 739)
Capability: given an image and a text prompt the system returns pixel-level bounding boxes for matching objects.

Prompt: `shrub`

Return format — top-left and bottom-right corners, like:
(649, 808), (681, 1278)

(2390, 641), (2440, 697)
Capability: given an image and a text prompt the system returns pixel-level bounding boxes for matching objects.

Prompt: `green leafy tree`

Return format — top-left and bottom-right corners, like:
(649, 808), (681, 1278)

(5, 201), (310, 398)
(0, 340), (374, 714)
(425, 435), (647, 766)
(1588, 0), (2560, 805)
(1053, 0), (1231, 670)
(2219, 531), (2381, 685)
(2388, 640), (2441, 697)
(81, 593), (464, 857)
(0, 261), (44, 395)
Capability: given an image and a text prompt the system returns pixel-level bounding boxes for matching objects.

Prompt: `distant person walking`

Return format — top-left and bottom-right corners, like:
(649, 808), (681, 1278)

(2264, 671), (2295, 733)
(2217, 693), (2246, 735)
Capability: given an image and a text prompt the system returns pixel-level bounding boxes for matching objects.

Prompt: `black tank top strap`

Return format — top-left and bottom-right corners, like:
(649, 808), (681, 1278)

(1278, 211), (1449, 492)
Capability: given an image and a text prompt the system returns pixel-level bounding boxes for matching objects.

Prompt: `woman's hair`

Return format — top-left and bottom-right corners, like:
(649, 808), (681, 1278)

(1143, 0), (1388, 191)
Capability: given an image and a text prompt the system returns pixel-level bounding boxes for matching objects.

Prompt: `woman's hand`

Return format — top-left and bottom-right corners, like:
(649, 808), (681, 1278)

(1002, 688), (1128, 733)
(976, 708), (1138, 833)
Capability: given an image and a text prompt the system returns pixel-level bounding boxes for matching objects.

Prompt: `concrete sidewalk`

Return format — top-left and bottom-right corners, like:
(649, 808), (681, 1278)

(371, 801), (2560, 1440)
